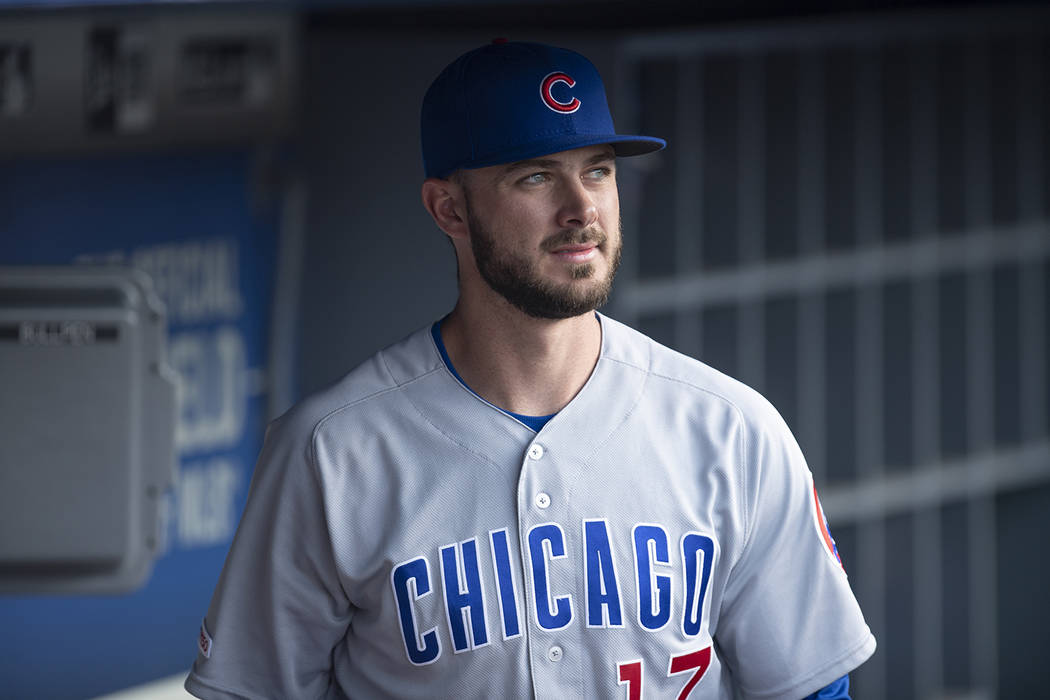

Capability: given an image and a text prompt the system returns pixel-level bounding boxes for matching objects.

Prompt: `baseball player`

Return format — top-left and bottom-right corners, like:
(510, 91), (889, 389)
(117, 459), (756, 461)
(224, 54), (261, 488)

(185, 41), (874, 699)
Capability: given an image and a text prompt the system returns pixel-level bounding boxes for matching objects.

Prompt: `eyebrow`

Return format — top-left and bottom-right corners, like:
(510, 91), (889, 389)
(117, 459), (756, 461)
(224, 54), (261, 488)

(499, 150), (616, 177)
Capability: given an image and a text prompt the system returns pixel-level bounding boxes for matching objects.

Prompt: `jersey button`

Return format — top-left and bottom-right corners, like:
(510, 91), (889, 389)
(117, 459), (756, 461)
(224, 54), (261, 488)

(527, 444), (545, 460)
(535, 492), (551, 509)
(547, 645), (563, 662)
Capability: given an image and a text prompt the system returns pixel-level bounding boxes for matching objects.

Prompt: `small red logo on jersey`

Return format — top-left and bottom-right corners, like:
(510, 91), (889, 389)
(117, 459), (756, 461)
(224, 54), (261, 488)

(540, 72), (581, 113)
(812, 482), (843, 569)
(198, 619), (213, 658)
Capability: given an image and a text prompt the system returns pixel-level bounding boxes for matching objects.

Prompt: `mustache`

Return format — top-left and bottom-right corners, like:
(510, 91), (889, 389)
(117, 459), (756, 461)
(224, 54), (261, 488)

(541, 227), (607, 252)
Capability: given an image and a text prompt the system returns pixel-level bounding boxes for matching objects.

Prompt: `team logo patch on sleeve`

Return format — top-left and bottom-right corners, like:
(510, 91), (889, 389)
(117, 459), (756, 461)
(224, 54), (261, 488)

(811, 481), (843, 570)
(198, 618), (213, 659)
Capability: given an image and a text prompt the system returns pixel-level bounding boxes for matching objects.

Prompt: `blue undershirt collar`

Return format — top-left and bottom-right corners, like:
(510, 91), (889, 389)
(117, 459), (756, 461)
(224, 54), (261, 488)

(431, 319), (556, 433)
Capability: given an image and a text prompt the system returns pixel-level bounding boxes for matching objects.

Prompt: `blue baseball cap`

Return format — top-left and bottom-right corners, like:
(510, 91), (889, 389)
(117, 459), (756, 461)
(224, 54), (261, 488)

(421, 40), (666, 179)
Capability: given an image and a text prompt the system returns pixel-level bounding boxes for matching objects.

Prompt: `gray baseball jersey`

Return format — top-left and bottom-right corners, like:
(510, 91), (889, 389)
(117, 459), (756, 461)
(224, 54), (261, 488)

(185, 313), (875, 700)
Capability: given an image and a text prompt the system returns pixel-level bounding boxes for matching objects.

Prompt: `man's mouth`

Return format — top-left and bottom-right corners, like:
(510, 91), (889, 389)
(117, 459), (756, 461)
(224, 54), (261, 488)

(549, 243), (599, 263)
(544, 229), (606, 260)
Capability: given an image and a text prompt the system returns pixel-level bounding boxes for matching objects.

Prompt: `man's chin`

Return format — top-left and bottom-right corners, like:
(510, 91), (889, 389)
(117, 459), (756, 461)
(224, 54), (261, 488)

(514, 303), (603, 321)
(568, 262), (598, 281)
(523, 285), (612, 320)
(542, 259), (603, 284)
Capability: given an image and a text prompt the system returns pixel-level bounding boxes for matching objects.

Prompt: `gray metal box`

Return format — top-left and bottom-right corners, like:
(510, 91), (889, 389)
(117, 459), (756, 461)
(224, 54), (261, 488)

(0, 266), (176, 593)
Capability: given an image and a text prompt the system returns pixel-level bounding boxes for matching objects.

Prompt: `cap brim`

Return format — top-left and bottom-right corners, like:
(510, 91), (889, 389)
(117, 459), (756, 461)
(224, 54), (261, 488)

(607, 135), (667, 157)
(445, 133), (666, 178)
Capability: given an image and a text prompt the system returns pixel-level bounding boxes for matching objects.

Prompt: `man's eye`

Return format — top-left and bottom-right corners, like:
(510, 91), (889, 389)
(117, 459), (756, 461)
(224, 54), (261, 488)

(522, 173), (549, 184)
(587, 167), (612, 180)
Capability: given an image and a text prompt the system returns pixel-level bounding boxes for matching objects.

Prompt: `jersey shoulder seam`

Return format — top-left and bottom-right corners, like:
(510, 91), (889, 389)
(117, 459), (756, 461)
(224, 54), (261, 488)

(400, 395), (514, 470)
(303, 360), (447, 602)
(305, 350), (509, 473)
(603, 343), (749, 419)
(601, 352), (754, 563)
(640, 366), (753, 561)
(375, 343), (515, 469)
(394, 376), (521, 472)
(379, 331), (542, 468)
(307, 361), (445, 467)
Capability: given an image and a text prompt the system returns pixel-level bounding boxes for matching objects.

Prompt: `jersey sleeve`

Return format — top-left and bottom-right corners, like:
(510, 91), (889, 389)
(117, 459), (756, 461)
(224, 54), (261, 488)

(184, 414), (353, 700)
(803, 674), (851, 699)
(715, 398), (875, 700)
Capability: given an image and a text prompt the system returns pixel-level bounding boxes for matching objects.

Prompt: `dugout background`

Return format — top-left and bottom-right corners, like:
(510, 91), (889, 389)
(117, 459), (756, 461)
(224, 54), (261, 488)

(1, 1), (1048, 698)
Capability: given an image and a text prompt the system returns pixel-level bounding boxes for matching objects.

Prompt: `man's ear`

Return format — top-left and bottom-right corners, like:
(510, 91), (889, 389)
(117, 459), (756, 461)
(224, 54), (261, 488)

(421, 178), (469, 240)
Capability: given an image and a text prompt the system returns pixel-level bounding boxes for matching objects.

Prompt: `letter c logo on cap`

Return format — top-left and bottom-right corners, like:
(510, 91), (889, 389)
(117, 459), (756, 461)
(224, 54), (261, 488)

(540, 72), (581, 114)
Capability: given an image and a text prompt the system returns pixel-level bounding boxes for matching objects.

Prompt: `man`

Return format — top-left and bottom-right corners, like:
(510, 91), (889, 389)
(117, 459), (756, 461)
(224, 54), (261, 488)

(185, 41), (875, 699)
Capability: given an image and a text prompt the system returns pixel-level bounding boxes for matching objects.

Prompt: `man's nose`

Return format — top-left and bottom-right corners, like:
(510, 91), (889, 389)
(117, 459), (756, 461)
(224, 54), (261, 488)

(557, 182), (599, 230)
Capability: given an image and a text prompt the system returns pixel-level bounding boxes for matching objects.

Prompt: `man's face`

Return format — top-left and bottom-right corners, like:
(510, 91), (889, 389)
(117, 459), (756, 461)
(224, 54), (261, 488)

(457, 145), (622, 320)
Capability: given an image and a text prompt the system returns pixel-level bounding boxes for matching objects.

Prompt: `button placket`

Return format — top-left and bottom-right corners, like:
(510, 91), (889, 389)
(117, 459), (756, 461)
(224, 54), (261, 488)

(527, 444), (551, 510)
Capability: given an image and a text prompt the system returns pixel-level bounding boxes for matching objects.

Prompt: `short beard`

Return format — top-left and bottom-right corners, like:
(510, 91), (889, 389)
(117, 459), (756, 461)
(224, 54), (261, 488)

(465, 200), (622, 320)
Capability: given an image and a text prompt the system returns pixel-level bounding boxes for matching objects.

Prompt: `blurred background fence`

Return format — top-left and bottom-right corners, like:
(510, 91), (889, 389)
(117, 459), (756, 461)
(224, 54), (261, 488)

(612, 13), (1050, 699)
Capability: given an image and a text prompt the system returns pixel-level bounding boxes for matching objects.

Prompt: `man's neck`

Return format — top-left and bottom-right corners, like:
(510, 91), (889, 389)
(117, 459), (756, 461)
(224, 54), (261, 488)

(440, 294), (602, 417)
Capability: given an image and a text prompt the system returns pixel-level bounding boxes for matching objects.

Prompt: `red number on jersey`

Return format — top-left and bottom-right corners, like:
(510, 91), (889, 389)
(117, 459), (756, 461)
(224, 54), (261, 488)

(668, 646), (712, 700)
(617, 646), (712, 699)
(617, 659), (642, 700)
